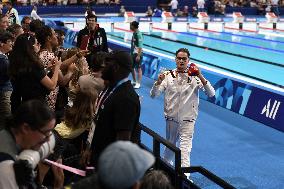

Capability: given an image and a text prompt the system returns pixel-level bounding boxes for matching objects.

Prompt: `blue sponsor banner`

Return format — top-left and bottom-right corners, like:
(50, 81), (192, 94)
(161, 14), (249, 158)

(200, 73), (253, 116)
(211, 18), (224, 22)
(65, 30), (78, 47)
(46, 20), (78, 46)
(245, 18), (257, 22)
(175, 17), (189, 22)
(138, 17), (152, 22)
(244, 88), (284, 131)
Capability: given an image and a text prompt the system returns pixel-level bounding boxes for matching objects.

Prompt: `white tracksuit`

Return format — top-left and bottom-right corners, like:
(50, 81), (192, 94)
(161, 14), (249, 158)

(150, 69), (215, 167)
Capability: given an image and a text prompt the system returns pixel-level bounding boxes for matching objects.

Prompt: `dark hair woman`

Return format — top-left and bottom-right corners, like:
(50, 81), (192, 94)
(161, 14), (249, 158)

(9, 33), (61, 113)
(36, 25), (87, 111)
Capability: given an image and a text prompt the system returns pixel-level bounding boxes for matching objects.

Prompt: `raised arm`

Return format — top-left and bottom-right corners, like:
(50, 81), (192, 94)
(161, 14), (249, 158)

(195, 65), (215, 97)
(150, 72), (166, 98)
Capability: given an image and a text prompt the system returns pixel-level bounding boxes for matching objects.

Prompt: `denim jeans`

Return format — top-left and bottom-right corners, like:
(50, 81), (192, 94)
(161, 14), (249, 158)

(0, 91), (12, 130)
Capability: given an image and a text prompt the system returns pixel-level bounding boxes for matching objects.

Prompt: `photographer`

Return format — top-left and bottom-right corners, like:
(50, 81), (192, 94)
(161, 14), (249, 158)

(0, 100), (60, 188)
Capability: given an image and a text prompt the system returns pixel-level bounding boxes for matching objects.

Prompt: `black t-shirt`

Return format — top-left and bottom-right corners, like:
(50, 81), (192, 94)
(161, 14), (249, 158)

(11, 64), (49, 106)
(91, 81), (141, 165)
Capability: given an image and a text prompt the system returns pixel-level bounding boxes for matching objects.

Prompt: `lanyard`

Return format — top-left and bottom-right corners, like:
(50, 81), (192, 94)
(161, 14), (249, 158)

(169, 69), (191, 84)
(95, 77), (129, 115)
(87, 78), (129, 147)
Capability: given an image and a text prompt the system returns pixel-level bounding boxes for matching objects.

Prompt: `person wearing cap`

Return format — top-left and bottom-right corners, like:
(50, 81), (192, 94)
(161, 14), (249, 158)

(130, 21), (143, 89)
(72, 141), (155, 189)
(77, 14), (108, 71)
(150, 48), (215, 168)
(82, 50), (141, 167)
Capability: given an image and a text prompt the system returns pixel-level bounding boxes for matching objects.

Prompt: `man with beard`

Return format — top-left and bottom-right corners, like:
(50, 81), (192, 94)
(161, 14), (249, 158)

(82, 51), (141, 167)
(76, 14), (108, 70)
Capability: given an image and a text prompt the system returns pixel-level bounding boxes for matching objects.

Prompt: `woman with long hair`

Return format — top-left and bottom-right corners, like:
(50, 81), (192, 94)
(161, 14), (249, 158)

(54, 75), (104, 184)
(55, 75), (104, 142)
(9, 33), (61, 112)
(36, 25), (87, 111)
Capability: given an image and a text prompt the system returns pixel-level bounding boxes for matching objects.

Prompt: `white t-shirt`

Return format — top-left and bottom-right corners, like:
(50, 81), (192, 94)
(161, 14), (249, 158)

(31, 9), (42, 21)
(169, 0), (178, 9)
(197, 0), (205, 9)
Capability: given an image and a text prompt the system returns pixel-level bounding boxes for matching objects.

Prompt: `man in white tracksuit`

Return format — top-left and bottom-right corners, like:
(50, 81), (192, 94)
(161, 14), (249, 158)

(150, 48), (215, 167)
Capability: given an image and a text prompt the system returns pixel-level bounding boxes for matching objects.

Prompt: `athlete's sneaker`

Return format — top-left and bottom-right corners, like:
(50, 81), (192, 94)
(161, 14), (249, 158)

(184, 173), (190, 178)
(134, 83), (141, 89)
(184, 173), (193, 183)
(131, 80), (136, 86)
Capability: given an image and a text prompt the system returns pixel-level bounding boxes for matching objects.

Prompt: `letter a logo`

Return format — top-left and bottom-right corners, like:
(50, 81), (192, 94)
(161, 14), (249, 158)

(261, 99), (281, 120)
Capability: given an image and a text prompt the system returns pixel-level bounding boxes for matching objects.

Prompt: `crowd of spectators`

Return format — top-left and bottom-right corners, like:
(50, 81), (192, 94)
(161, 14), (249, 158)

(209, 0), (283, 16)
(0, 0), (283, 16)
(0, 2), (176, 187)
(1, 0), (120, 6)
(154, 0), (284, 16)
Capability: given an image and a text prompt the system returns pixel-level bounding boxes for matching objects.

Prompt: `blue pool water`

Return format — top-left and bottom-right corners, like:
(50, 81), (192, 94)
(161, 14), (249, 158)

(108, 30), (284, 87)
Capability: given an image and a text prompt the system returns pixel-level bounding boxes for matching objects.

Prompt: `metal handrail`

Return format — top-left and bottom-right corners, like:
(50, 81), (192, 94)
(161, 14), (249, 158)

(182, 166), (236, 189)
(139, 123), (236, 189)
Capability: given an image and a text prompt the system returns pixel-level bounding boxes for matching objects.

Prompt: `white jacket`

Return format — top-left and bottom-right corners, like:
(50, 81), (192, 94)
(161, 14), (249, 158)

(150, 69), (215, 122)
(31, 10), (42, 21)
(6, 8), (20, 25)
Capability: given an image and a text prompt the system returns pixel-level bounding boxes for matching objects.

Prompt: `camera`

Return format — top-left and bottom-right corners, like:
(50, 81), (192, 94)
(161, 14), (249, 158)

(17, 133), (56, 169)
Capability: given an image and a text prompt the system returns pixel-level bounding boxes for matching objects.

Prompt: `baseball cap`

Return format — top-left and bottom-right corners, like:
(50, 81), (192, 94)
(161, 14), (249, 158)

(106, 50), (133, 72)
(98, 141), (155, 189)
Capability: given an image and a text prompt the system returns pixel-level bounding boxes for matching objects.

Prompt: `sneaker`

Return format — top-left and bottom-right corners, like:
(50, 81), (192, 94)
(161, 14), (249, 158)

(184, 173), (193, 182)
(184, 173), (190, 178)
(131, 80), (136, 86)
(134, 83), (140, 89)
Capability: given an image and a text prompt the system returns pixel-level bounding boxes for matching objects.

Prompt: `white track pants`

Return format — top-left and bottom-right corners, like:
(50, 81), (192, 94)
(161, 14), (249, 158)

(163, 119), (195, 167)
